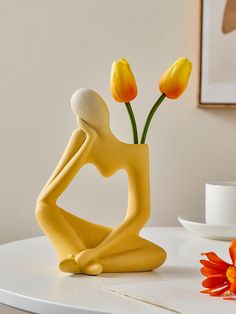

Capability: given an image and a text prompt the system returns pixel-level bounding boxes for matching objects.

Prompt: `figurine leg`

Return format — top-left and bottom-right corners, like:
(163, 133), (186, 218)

(36, 201), (112, 273)
(36, 201), (86, 261)
(58, 208), (112, 274)
(97, 236), (166, 273)
(58, 207), (112, 248)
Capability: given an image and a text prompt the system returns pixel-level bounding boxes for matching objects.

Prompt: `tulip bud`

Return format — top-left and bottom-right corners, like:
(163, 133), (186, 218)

(110, 58), (138, 103)
(159, 58), (192, 99)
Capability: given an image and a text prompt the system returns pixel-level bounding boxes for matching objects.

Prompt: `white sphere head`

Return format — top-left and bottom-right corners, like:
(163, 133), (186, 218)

(71, 88), (109, 128)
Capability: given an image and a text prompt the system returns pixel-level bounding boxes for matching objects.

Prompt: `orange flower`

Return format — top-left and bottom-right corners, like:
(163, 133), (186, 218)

(159, 58), (192, 99)
(110, 58), (138, 103)
(200, 238), (236, 298)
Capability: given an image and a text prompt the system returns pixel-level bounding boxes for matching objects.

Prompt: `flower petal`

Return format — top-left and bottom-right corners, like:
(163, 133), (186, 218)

(210, 285), (230, 296)
(200, 288), (212, 294)
(200, 259), (229, 271)
(200, 285), (230, 296)
(229, 238), (236, 265)
(202, 276), (228, 288)
(223, 296), (236, 301)
(200, 266), (226, 277)
(201, 252), (231, 268)
(230, 282), (236, 294)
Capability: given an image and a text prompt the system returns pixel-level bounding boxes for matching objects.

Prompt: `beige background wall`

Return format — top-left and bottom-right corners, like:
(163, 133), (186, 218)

(0, 0), (236, 249)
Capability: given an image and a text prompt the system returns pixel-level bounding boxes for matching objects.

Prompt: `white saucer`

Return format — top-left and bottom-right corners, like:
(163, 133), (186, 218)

(178, 211), (236, 241)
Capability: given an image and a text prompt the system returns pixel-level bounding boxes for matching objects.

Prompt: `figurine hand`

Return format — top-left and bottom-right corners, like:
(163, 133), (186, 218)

(79, 118), (98, 139)
(75, 249), (102, 275)
(75, 248), (97, 266)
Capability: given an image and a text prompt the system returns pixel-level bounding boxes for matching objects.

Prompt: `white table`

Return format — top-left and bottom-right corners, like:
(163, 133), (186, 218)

(0, 227), (232, 314)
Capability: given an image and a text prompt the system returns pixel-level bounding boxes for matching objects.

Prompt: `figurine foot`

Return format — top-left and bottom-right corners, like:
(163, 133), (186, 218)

(59, 257), (102, 275)
(82, 262), (103, 275)
(59, 257), (81, 273)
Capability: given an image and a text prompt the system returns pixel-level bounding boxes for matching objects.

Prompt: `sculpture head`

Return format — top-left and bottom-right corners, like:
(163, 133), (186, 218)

(71, 88), (109, 129)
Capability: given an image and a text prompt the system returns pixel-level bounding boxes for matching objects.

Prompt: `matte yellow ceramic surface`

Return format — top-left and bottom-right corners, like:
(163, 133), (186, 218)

(35, 89), (166, 275)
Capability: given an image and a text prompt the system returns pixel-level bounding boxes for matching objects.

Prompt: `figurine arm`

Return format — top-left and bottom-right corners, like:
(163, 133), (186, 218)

(92, 211), (148, 254)
(38, 122), (97, 204)
(43, 129), (86, 188)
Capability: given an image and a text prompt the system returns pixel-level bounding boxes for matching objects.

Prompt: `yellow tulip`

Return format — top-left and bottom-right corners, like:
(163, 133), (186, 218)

(159, 58), (192, 99)
(110, 58), (138, 103)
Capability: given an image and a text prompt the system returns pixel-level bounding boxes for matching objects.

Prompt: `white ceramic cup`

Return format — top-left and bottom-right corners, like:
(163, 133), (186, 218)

(205, 182), (236, 226)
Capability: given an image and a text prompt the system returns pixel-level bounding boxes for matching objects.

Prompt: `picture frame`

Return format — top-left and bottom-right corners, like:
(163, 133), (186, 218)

(198, 0), (236, 108)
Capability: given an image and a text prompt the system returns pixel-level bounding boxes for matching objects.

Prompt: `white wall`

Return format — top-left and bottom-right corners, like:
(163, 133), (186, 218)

(1, 0), (236, 246)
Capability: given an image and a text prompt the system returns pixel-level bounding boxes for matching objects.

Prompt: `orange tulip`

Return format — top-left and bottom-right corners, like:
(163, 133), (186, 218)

(159, 57), (192, 99)
(200, 238), (236, 298)
(110, 58), (138, 103)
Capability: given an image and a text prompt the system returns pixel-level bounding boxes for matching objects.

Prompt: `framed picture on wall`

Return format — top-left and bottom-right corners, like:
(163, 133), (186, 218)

(199, 0), (236, 108)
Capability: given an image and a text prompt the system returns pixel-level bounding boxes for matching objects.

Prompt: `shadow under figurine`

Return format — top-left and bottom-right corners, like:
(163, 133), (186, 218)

(35, 88), (166, 275)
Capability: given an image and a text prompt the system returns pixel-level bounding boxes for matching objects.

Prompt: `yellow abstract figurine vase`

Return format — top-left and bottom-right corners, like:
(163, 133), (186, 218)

(35, 88), (166, 275)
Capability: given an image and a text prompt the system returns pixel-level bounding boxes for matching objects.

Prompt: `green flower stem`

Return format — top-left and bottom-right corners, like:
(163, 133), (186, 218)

(140, 93), (166, 144)
(125, 102), (138, 144)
